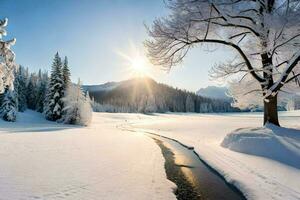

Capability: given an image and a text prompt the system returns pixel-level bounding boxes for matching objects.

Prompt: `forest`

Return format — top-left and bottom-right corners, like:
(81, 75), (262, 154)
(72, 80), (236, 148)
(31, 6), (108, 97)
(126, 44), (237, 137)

(88, 77), (239, 113)
(0, 52), (91, 125)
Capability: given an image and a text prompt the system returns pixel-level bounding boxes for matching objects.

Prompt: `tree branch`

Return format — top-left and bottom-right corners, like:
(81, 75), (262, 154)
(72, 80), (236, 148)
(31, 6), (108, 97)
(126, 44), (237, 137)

(285, 73), (300, 84)
(192, 38), (264, 82)
(270, 51), (300, 92)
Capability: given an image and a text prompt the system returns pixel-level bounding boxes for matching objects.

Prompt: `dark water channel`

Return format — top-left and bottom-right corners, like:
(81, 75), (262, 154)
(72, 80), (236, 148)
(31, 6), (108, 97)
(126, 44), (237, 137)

(152, 135), (246, 200)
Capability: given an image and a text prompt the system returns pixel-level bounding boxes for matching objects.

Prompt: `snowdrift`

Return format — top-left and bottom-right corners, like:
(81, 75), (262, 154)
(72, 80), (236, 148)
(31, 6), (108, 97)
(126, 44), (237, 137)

(221, 123), (300, 169)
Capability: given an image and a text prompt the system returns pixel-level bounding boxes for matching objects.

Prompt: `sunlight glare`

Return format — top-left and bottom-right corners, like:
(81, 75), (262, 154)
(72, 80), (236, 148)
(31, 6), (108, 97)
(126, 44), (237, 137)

(117, 42), (152, 78)
(130, 55), (148, 76)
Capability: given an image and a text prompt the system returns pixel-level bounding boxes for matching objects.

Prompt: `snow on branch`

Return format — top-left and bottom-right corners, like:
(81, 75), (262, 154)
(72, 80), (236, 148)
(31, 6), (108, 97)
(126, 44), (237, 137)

(146, 0), (300, 108)
(0, 18), (16, 93)
(270, 50), (300, 93)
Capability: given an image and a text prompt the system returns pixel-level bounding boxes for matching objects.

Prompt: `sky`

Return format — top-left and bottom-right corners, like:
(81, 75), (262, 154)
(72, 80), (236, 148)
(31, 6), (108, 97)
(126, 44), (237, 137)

(1, 0), (233, 92)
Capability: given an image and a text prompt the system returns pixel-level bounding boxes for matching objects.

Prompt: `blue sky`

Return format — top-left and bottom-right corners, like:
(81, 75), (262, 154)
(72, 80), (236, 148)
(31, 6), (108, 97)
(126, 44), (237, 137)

(1, 0), (232, 92)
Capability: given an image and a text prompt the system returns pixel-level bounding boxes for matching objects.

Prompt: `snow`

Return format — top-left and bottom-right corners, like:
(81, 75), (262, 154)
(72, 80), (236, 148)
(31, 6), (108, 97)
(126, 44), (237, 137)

(53, 91), (60, 99)
(221, 124), (300, 169)
(0, 110), (176, 200)
(0, 18), (16, 93)
(62, 83), (92, 126)
(2, 110), (300, 200)
(113, 111), (300, 200)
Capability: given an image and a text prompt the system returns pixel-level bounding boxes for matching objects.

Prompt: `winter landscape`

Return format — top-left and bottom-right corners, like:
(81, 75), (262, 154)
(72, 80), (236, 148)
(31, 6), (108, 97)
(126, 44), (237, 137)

(1, 1), (300, 200)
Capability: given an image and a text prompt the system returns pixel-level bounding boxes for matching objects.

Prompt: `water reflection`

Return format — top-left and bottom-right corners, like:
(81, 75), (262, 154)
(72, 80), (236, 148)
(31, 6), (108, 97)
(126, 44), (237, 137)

(156, 136), (245, 200)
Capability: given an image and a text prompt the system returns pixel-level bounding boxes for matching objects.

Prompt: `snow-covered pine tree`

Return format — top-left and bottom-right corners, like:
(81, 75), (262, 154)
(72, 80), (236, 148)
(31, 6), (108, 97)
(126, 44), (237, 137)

(144, 96), (157, 113)
(26, 74), (38, 110)
(185, 94), (195, 112)
(13, 68), (19, 111)
(62, 56), (71, 91)
(61, 56), (71, 116)
(36, 70), (48, 113)
(14, 66), (28, 112)
(62, 79), (92, 126)
(0, 86), (17, 122)
(0, 18), (16, 94)
(44, 52), (64, 121)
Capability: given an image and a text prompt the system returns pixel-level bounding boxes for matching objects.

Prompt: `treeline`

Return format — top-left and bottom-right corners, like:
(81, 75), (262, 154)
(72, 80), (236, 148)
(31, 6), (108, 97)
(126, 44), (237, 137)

(0, 66), (48, 121)
(14, 66), (48, 113)
(0, 53), (92, 125)
(89, 78), (239, 113)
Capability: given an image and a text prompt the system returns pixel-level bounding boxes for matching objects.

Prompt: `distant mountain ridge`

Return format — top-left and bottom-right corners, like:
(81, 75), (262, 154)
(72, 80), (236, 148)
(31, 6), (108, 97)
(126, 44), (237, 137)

(197, 86), (231, 101)
(84, 78), (238, 113)
(82, 82), (119, 92)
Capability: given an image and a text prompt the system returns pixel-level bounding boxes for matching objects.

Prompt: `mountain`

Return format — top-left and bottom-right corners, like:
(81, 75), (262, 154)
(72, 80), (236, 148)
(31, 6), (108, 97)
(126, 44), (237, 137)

(84, 78), (238, 113)
(82, 82), (119, 92)
(197, 86), (231, 101)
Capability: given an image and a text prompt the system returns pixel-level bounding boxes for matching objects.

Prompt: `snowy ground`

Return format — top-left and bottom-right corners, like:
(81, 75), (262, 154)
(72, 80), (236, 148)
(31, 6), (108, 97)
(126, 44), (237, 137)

(0, 111), (176, 200)
(111, 111), (300, 200)
(1, 111), (300, 200)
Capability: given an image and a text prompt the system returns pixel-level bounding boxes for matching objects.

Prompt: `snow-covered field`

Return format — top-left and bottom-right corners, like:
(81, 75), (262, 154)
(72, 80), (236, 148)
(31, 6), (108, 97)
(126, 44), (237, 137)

(1, 110), (300, 200)
(0, 111), (176, 200)
(113, 111), (300, 200)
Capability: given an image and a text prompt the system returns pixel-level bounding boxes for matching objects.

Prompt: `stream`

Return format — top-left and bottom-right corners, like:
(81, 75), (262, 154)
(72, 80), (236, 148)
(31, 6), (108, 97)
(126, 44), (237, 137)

(151, 135), (246, 200)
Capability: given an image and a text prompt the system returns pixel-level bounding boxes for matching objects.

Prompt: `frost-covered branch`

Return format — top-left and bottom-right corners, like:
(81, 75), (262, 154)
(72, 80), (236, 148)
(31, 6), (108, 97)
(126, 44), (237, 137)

(0, 18), (16, 93)
(270, 50), (300, 92)
(146, 0), (300, 94)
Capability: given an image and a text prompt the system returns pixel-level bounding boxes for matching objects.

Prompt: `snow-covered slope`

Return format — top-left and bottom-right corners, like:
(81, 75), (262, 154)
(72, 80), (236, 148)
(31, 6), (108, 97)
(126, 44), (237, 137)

(0, 110), (176, 200)
(115, 111), (300, 200)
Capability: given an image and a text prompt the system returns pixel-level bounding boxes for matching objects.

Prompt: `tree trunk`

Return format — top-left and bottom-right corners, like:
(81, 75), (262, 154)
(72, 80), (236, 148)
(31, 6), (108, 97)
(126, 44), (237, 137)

(263, 94), (280, 126)
(260, 51), (280, 126)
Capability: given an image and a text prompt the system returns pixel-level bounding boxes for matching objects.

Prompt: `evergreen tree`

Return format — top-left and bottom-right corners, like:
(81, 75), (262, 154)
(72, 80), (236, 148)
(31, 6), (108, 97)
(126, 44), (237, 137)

(144, 96), (157, 113)
(0, 18), (16, 94)
(62, 56), (71, 91)
(185, 94), (195, 112)
(26, 74), (38, 110)
(0, 86), (17, 122)
(14, 66), (28, 112)
(13, 69), (20, 111)
(36, 71), (48, 113)
(61, 56), (71, 117)
(44, 52), (64, 121)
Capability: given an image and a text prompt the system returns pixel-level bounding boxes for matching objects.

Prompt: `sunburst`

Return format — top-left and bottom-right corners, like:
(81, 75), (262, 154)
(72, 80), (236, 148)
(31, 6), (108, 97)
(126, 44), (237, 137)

(117, 42), (152, 77)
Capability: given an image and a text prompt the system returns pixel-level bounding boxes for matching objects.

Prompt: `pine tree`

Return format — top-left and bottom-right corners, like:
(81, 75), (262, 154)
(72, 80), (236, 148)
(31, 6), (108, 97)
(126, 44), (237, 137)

(62, 79), (92, 126)
(36, 71), (48, 113)
(0, 18), (16, 94)
(13, 69), (20, 111)
(26, 74), (38, 110)
(14, 66), (28, 112)
(44, 52), (64, 121)
(0, 86), (17, 122)
(185, 94), (195, 112)
(61, 56), (71, 117)
(144, 96), (157, 113)
(62, 56), (71, 91)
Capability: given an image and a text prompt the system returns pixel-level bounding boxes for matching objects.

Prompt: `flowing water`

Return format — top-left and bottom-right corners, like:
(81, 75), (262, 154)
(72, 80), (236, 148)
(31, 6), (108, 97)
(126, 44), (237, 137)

(152, 135), (246, 200)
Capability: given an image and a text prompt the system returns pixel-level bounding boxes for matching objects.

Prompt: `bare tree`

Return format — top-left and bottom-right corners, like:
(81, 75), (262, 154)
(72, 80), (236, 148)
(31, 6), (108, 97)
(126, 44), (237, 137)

(145, 0), (300, 126)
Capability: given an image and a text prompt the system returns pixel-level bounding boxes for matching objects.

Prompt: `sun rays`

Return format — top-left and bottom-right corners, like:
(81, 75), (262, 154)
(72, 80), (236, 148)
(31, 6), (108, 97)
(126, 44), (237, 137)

(116, 41), (160, 100)
(117, 41), (152, 78)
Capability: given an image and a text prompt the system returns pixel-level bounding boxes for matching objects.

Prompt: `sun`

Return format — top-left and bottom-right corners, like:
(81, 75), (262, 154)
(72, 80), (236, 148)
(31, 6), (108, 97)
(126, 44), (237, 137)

(129, 55), (149, 76)
(117, 43), (152, 77)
